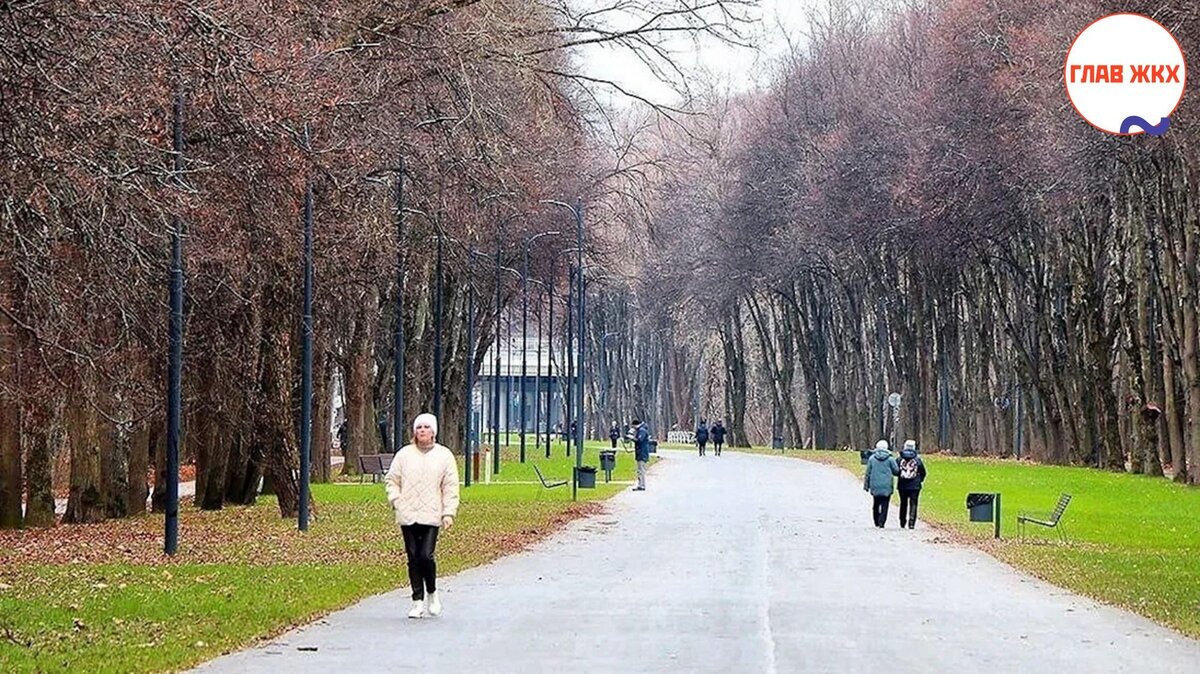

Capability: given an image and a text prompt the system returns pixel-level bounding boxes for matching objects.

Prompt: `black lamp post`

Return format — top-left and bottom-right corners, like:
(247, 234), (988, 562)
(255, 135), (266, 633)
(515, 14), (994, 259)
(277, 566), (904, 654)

(519, 231), (560, 462)
(541, 199), (585, 500)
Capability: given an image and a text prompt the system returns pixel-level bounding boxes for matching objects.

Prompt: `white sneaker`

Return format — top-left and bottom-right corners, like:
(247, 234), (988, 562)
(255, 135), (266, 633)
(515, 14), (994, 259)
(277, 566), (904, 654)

(427, 591), (442, 616)
(407, 599), (426, 619)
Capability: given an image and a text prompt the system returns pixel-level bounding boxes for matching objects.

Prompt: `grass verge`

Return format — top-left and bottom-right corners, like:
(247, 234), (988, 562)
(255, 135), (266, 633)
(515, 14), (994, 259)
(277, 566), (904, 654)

(0, 473), (623, 673)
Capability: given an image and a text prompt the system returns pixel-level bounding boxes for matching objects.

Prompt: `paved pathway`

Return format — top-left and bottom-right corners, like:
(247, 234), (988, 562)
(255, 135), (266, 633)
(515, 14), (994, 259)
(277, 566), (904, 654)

(191, 450), (1200, 673)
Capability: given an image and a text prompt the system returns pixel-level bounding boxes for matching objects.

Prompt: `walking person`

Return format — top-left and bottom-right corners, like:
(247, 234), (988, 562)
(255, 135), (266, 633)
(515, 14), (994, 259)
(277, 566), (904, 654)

(631, 419), (650, 491)
(711, 420), (726, 456)
(695, 420), (709, 457)
(385, 413), (461, 619)
(863, 439), (899, 528)
(609, 421), (621, 449)
(897, 439), (927, 529)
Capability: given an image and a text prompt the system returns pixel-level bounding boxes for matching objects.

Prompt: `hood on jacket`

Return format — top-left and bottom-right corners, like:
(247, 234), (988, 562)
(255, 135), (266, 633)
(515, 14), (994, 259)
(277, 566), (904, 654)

(872, 448), (893, 461)
(900, 448), (918, 460)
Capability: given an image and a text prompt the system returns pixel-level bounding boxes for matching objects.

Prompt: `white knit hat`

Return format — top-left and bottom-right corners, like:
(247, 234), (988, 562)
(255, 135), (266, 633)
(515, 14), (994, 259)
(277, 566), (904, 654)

(413, 413), (438, 437)
(875, 440), (889, 451)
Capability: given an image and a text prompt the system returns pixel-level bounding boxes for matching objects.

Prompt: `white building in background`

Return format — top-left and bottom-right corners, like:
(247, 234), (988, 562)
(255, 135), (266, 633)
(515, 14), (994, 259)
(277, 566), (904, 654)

(473, 329), (574, 445)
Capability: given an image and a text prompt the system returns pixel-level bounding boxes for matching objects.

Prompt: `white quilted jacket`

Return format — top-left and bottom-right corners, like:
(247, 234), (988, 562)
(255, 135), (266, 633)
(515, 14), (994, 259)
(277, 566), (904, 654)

(384, 443), (461, 527)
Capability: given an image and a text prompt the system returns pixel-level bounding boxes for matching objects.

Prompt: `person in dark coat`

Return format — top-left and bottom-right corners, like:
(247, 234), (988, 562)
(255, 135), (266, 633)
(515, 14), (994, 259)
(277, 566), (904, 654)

(631, 419), (650, 491)
(695, 420), (709, 456)
(896, 439), (928, 529)
(863, 440), (899, 528)
(608, 421), (621, 449)
(710, 420), (727, 456)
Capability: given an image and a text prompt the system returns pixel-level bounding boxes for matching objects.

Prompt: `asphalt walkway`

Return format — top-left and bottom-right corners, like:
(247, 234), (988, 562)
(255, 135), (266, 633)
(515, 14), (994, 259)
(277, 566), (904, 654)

(191, 450), (1200, 673)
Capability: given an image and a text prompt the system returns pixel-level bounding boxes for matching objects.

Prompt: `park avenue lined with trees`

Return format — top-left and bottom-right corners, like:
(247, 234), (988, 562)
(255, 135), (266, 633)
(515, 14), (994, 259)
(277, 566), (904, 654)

(2, 0), (1200, 533)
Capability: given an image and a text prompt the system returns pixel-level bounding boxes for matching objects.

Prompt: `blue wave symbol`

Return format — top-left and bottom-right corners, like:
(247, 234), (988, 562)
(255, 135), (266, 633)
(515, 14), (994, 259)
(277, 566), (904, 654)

(1120, 116), (1170, 136)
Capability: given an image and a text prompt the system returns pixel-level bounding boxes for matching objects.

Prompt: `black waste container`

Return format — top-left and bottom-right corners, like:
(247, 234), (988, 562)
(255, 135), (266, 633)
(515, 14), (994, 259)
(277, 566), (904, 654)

(967, 493), (996, 522)
(599, 451), (616, 471)
(649, 440), (659, 454)
(576, 466), (597, 489)
(859, 449), (872, 465)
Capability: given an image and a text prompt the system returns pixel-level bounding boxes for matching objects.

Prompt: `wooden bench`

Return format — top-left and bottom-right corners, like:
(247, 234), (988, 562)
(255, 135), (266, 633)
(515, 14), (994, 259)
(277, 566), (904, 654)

(357, 453), (395, 483)
(533, 464), (568, 489)
(1017, 493), (1072, 541)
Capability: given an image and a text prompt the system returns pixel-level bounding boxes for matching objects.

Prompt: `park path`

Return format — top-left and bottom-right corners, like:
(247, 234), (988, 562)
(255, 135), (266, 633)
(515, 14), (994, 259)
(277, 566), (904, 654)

(191, 450), (1200, 674)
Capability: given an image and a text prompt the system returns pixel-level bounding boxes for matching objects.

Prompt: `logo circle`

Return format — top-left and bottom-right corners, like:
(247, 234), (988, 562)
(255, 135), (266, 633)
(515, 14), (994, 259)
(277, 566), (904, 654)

(1064, 14), (1186, 135)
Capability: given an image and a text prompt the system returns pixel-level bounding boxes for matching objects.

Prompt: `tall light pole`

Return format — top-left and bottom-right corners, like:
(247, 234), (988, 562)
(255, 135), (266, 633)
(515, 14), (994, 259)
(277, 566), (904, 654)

(527, 277), (550, 461)
(464, 284), (475, 487)
(165, 91), (185, 555)
(299, 181), (314, 531)
(433, 222), (444, 422)
(492, 237), (502, 475)
(545, 262), (556, 458)
(541, 199), (584, 500)
(393, 159), (406, 458)
(520, 230), (560, 462)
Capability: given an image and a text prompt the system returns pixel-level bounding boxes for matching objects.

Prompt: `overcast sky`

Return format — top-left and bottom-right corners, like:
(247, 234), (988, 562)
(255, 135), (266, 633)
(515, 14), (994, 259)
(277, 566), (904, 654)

(575, 0), (814, 109)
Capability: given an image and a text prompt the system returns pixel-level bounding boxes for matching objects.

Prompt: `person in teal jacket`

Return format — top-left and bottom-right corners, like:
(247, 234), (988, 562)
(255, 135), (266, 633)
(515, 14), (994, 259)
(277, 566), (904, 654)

(863, 440), (899, 528)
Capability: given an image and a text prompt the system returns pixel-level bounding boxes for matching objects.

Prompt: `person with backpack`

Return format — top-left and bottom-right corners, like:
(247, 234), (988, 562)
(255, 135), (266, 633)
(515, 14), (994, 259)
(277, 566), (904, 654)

(863, 439), (899, 528)
(695, 420), (709, 456)
(710, 420), (726, 456)
(896, 439), (928, 529)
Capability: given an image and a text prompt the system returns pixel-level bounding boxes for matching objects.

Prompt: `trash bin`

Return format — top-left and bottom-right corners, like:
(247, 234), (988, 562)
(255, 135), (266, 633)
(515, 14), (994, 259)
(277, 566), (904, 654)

(599, 450), (617, 483)
(649, 440), (658, 454)
(772, 435), (784, 450)
(599, 451), (616, 471)
(966, 493), (995, 522)
(576, 465), (597, 489)
(859, 449), (872, 465)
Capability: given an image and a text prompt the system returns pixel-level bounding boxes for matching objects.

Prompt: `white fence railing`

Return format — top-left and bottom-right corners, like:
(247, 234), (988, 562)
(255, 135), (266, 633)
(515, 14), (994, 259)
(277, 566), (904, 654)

(666, 431), (696, 445)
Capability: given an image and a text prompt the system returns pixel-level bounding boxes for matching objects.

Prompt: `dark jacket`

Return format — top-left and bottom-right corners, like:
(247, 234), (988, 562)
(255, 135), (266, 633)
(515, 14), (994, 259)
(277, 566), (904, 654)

(695, 424), (709, 443)
(710, 423), (726, 443)
(609, 426), (621, 441)
(863, 448), (899, 496)
(897, 449), (927, 491)
(634, 426), (651, 462)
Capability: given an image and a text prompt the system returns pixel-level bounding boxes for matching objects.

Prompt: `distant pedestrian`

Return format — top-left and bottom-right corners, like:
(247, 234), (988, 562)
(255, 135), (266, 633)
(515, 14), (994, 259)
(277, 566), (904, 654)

(609, 421), (621, 449)
(897, 439), (928, 530)
(863, 439), (899, 528)
(631, 419), (650, 491)
(710, 420), (726, 456)
(377, 410), (390, 451)
(385, 413), (460, 619)
(695, 420), (709, 456)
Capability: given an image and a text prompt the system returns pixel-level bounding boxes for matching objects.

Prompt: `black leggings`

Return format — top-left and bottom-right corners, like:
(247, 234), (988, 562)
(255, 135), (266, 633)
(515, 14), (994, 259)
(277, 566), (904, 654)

(714, 441), (723, 456)
(899, 489), (920, 526)
(698, 441), (707, 455)
(401, 524), (440, 600)
(610, 438), (619, 448)
(872, 495), (891, 527)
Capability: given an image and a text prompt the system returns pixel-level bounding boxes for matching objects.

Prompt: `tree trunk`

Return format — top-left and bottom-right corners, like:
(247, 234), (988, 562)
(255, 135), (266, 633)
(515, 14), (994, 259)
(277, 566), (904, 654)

(63, 376), (105, 524)
(0, 250), (22, 528)
(312, 352), (332, 483)
(127, 423), (150, 516)
(102, 413), (129, 519)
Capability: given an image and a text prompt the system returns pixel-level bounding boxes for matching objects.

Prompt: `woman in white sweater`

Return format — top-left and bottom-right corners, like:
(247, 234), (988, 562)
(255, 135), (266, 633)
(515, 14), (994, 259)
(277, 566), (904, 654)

(385, 413), (461, 619)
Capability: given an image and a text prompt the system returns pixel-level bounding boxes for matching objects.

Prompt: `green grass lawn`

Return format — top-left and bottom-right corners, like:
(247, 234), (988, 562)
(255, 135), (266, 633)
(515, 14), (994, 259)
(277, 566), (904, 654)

(478, 439), (647, 484)
(0, 469), (625, 674)
(743, 447), (1200, 639)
